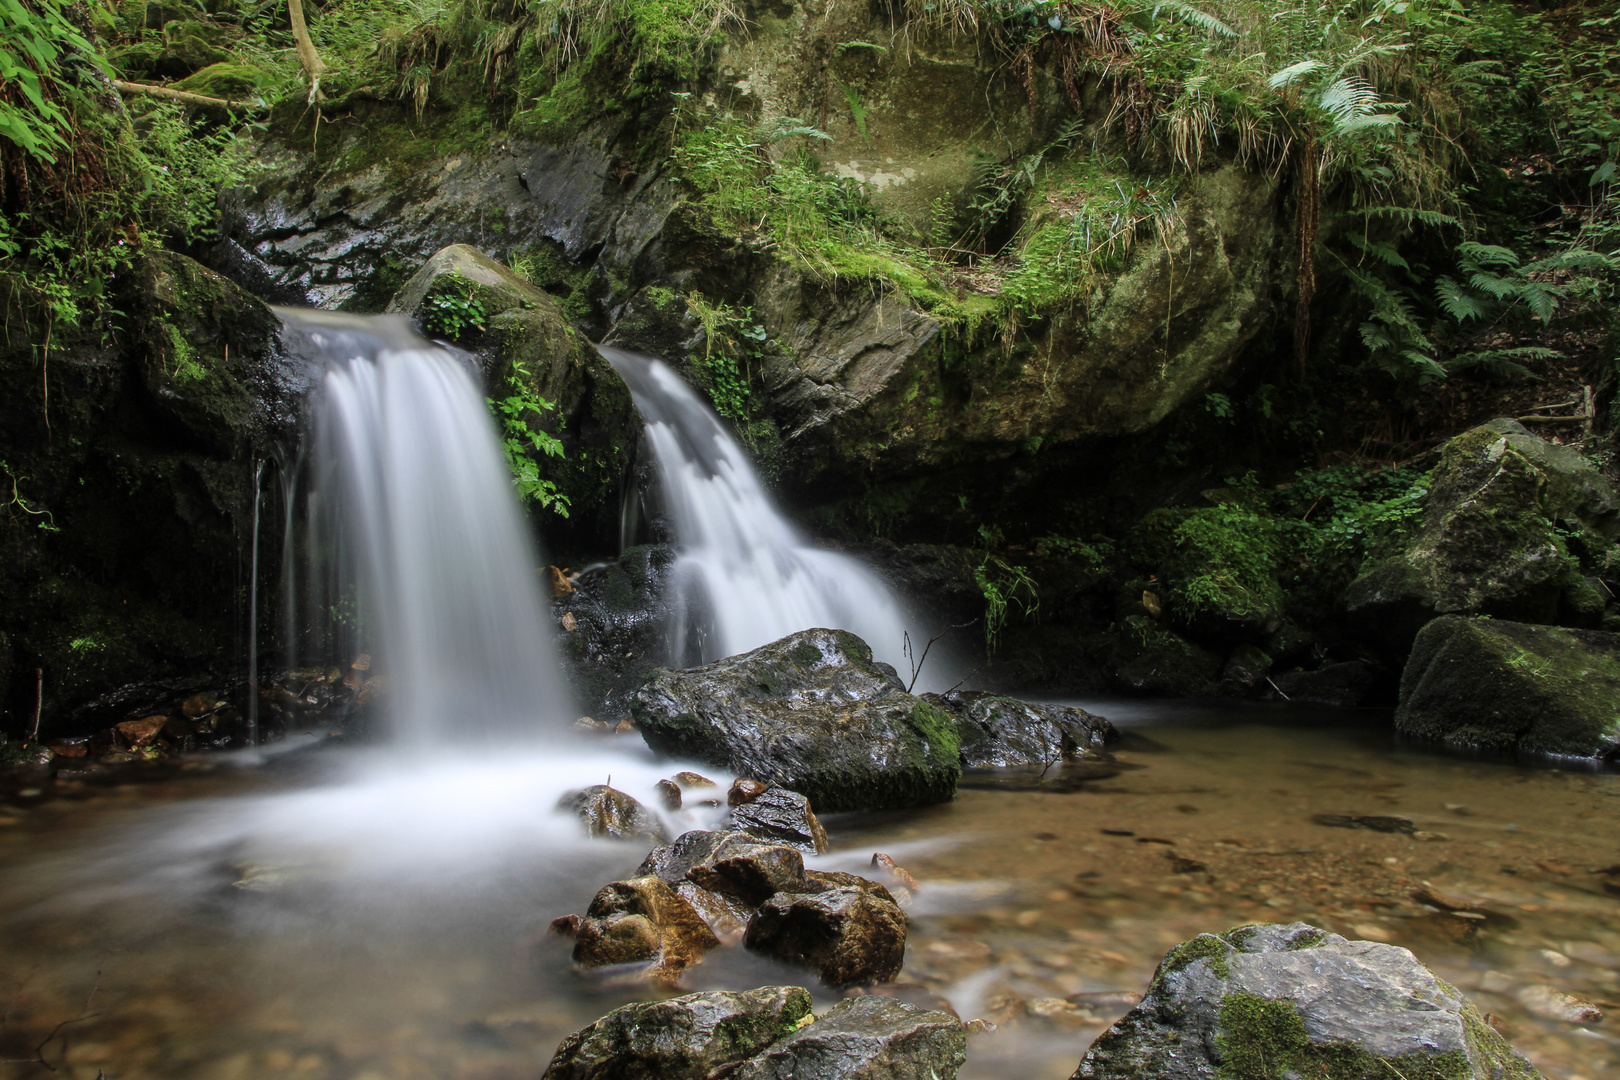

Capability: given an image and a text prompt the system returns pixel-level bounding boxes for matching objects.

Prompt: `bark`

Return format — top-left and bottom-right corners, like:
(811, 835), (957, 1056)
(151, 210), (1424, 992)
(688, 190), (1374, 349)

(287, 0), (328, 80)
(112, 80), (267, 112)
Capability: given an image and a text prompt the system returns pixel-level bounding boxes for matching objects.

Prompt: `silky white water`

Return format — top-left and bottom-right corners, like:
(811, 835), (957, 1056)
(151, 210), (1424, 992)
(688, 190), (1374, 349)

(280, 309), (571, 743)
(601, 346), (939, 687)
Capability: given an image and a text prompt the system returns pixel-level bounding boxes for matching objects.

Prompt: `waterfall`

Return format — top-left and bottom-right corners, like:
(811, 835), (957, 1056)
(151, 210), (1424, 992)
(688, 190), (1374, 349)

(278, 309), (571, 744)
(600, 346), (935, 686)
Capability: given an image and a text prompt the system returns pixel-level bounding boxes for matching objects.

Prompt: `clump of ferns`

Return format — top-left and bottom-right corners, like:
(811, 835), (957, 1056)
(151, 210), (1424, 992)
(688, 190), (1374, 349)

(378, 21), (460, 116)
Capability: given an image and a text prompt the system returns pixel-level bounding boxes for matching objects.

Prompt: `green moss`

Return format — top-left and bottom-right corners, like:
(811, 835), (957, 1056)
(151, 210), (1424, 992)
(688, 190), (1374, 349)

(1156, 933), (1232, 990)
(907, 699), (963, 766)
(172, 62), (272, 100)
(1216, 994), (1471, 1080)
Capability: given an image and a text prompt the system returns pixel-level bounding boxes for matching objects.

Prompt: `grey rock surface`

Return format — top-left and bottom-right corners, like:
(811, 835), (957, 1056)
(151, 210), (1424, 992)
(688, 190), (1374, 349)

(631, 629), (960, 812)
(728, 788), (831, 853)
(541, 985), (813, 1080)
(1073, 922), (1542, 1080)
(923, 690), (1115, 768)
(733, 994), (966, 1080)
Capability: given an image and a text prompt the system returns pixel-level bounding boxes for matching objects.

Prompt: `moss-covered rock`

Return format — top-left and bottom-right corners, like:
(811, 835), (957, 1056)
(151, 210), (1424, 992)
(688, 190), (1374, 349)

(1396, 615), (1620, 759)
(172, 61), (272, 100)
(386, 244), (638, 554)
(542, 986), (814, 1080)
(1346, 420), (1617, 647)
(631, 628), (960, 811)
(0, 249), (293, 737)
(922, 689), (1115, 768)
(1074, 922), (1542, 1080)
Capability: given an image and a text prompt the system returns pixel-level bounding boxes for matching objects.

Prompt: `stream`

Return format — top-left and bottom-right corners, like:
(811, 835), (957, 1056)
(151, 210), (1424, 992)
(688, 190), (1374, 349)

(1, 702), (1614, 1080)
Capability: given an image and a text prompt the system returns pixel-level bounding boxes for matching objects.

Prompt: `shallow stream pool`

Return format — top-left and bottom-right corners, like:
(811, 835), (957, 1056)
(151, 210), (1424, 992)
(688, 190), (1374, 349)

(1, 701), (1615, 1080)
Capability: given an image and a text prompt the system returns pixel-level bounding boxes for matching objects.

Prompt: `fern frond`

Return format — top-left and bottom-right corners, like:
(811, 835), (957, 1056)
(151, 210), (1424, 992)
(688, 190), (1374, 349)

(1349, 205), (1462, 229)
(1318, 75), (1380, 124)
(1268, 59), (1321, 90)
(1346, 234), (1411, 271)
(1456, 242), (1519, 269)
(1136, 0), (1237, 38)
(1435, 276), (1488, 322)
(1515, 280), (1562, 323)
(1466, 270), (1521, 301)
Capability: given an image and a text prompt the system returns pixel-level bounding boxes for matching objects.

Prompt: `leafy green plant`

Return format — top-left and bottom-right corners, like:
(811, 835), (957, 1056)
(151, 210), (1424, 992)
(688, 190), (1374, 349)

(488, 360), (569, 515)
(419, 281), (488, 339)
(2, 459), (57, 531)
(974, 553), (1038, 654)
(684, 294), (768, 420)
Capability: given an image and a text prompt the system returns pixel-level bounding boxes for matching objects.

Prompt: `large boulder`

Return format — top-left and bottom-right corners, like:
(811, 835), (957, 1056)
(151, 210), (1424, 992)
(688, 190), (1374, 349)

(541, 988), (964, 1080)
(1074, 922), (1541, 1080)
(1346, 420), (1618, 647)
(1109, 616), (1222, 698)
(923, 691), (1115, 768)
(745, 871), (909, 988)
(732, 995), (966, 1080)
(541, 986), (814, 1080)
(1396, 615), (1620, 759)
(632, 629), (961, 812)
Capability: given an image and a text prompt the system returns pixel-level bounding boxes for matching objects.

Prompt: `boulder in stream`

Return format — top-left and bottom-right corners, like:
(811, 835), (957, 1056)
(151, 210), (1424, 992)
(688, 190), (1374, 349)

(732, 994), (966, 1080)
(571, 876), (719, 980)
(631, 629), (960, 812)
(1396, 615), (1620, 758)
(745, 871), (909, 988)
(1073, 922), (1543, 1080)
(541, 985), (814, 1080)
(557, 785), (670, 844)
(922, 690), (1115, 768)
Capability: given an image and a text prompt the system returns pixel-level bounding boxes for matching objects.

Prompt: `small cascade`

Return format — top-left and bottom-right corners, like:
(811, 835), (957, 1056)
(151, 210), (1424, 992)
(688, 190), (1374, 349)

(278, 309), (572, 744)
(600, 346), (938, 686)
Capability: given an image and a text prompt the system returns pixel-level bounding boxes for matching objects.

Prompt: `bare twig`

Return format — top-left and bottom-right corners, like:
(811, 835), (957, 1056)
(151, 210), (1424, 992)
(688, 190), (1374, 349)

(1266, 676), (1290, 701)
(940, 667), (982, 697)
(1, 969), (104, 1072)
(904, 620), (976, 693)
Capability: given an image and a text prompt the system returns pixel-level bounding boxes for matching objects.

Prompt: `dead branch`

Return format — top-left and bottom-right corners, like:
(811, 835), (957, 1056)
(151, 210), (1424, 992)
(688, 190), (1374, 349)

(112, 80), (266, 112)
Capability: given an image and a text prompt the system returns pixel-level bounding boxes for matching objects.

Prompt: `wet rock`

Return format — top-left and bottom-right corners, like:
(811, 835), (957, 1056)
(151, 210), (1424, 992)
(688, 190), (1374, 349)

(1221, 644), (1273, 689)
(675, 771), (717, 789)
(632, 628), (960, 812)
(115, 715), (168, 748)
(1073, 922), (1543, 1080)
(572, 876), (719, 979)
(638, 830), (811, 905)
(923, 690), (1115, 768)
(656, 778), (683, 810)
(1347, 420), (1619, 647)
(542, 985), (814, 1080)
(870, 853), (919, 894)
(1396, 615), (1620, 758)
(732, 994), (965, 1080)
(729, 778), (769, 806)
(728, 788), (830, 854)
(557, 785), (670, 843)
(556, 545), (678, 723)
(745, 871), (908, 988)
(549, 914), (582, 936)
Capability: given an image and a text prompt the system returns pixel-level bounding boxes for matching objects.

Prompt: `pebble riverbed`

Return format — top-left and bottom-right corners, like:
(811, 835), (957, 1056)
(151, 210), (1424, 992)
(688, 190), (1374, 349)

(0, 700), (1615, 1080)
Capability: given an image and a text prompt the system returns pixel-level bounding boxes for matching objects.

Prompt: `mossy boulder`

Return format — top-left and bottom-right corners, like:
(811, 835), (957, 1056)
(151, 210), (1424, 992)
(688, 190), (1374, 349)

(1074, 922), (1542, 1080)
(172, 62), (273, 100)
(542, 986), (814, 1080)
(386, 244), (637, 554)
(923, 690), (1116, 768)
(1346, 420), (1618, 648)
(631, 628), (960, 812)
(1396, 615), (1620, 759)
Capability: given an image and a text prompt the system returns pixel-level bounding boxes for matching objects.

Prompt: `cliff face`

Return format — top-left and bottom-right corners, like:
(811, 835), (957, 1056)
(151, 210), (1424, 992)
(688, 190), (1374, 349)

(228, 0), (1292, 527)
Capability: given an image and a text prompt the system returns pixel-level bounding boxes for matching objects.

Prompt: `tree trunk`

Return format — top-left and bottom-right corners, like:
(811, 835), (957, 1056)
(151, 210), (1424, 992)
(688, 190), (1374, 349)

(288, 0), (327, 80)
(113, 80), (267, 112)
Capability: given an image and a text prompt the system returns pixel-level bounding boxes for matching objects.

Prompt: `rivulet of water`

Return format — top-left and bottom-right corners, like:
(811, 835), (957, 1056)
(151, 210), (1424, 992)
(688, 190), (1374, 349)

(600, 346), (941, 686)
(277, 309), (571, 743)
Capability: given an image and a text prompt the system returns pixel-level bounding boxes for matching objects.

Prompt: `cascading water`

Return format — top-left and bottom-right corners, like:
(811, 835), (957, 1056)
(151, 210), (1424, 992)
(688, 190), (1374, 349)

(601, 346), (941, 687)
(278, 309), (571, 744)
